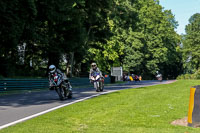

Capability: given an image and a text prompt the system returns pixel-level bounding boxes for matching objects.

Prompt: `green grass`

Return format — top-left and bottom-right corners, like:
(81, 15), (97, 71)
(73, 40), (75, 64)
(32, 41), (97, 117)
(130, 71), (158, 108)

(1, 80), (200, 133)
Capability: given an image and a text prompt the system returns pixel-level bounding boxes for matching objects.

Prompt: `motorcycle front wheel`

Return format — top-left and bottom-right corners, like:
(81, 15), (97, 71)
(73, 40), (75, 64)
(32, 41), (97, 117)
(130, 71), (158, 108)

(65, 88), (72, 99)
(94, 82), (100, 92)
(56, 87), (65, 100)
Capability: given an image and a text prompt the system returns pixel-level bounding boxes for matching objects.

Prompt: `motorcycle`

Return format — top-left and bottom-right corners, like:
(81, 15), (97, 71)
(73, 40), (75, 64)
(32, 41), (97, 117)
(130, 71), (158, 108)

(156, 74), (162, 82)
(90, 72), (104, 92)
(51, 73), (72, 100)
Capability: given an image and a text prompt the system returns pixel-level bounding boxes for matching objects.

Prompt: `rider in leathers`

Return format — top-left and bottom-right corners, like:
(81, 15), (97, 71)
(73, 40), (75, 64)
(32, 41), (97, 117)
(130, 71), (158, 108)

(89, 63), (103, 82)
(48, 65), (71, 90)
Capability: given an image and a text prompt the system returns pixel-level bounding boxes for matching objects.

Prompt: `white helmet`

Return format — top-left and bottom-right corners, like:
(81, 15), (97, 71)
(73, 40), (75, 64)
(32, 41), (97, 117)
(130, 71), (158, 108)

(49, 65), (56, 73)
(156, 71), (159, 74)
(91, 62), (97, 70)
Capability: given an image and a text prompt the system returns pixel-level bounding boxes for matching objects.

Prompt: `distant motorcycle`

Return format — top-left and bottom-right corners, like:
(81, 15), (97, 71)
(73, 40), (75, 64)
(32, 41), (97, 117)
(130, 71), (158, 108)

(134, 75), (140, 82)
(51, 73), (72, 100)
(90, 72), (104, 92)
(156, 74), (162, 82)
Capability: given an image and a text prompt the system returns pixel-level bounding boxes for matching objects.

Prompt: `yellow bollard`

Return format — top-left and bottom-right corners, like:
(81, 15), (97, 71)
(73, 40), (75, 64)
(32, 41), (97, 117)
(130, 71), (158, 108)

(188, 87), (196, 125)
(187, 86), (200, 127)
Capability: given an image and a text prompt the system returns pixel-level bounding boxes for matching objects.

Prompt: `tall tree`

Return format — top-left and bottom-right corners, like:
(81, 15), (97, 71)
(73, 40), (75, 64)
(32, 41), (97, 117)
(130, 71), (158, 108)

(0, 0), (37, 76)
(182, 13), (200, 73)
(121, 0), (181, 78)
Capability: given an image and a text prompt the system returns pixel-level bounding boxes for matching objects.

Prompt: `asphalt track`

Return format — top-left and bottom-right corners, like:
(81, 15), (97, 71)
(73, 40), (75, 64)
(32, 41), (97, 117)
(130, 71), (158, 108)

(0, 80), (176, 130)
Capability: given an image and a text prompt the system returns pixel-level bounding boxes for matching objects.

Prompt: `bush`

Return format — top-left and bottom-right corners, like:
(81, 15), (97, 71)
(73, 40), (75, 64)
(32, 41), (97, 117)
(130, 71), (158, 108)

(177, 69), (200, 80)
(177, 74), (192, 80)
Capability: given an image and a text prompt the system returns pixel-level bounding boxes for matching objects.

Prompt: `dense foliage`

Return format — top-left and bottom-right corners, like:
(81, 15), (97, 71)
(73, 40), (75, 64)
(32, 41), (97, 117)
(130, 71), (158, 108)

(182, 13), (200, 73)
(0, 0), (182, 79)
(179, 13), (200, 79)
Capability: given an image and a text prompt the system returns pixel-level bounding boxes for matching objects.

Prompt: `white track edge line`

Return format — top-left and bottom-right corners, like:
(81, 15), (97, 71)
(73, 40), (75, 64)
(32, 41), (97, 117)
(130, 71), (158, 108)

(0, 90), (117, 130)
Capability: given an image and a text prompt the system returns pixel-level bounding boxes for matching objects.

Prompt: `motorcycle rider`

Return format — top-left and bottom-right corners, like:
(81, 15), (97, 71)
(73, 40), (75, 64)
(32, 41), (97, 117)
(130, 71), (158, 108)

(89, 62), (103, 82)
(48, 64), (72, 90)
(156, 71), (162, 81)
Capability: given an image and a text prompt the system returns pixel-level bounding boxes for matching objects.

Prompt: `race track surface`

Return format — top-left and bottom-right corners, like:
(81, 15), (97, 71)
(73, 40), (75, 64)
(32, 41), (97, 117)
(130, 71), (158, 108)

(0, 80), (175, 129)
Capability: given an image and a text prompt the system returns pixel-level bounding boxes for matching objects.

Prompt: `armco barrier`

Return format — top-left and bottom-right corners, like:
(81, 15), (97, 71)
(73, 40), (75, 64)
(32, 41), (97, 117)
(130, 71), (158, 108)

(188, 85), (200, 127)
(0, 79), (49, 91)
(0, 77), (111, 92)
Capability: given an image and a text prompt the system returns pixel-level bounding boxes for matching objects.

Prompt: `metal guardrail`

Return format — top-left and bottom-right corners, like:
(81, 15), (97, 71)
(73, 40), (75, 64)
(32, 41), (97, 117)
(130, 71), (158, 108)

(0, 77), (111, 92)
(0, 79), (49, 91)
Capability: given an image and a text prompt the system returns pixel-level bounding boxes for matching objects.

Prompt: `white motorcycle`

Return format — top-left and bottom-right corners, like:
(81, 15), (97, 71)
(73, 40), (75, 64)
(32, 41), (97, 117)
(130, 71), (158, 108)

(90, 72), (104, 92)
(156, 74), (162, 82)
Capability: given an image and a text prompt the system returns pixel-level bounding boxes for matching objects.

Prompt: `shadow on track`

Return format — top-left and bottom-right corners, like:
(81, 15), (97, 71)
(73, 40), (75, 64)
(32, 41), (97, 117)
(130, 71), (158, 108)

(0, 80), (173, 107)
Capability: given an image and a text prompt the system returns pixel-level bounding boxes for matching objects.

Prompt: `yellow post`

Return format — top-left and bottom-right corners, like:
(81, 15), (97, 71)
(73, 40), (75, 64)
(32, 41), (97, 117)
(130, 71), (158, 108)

(188, 87), (196, 124)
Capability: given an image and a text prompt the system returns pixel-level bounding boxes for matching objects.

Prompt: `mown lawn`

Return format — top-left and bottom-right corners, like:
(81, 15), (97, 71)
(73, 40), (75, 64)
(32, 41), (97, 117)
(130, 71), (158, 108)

(1, 80), (200, 133)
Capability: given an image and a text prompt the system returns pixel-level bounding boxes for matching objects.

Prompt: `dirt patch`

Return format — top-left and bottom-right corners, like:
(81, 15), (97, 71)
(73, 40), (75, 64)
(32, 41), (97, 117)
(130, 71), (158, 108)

(171, 117), (188, 127)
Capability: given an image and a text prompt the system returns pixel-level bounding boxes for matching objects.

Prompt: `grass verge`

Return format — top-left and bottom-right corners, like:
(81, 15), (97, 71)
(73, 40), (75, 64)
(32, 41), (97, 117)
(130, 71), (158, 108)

(1, 80), (200, 133)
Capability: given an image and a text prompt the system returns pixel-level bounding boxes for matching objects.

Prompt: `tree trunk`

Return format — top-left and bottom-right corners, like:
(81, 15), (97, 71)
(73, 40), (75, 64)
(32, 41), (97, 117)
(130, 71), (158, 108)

(70, 52), (74, 77)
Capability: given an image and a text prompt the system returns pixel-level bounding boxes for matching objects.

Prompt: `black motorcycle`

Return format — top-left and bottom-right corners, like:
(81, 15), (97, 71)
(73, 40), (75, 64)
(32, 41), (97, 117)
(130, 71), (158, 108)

(51, 73), (72, 100)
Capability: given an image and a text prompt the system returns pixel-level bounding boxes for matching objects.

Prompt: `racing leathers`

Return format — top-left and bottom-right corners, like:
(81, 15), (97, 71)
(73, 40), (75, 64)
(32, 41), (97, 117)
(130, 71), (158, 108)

(48, 69), (71, 90)
(89, 67), (103, 80)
